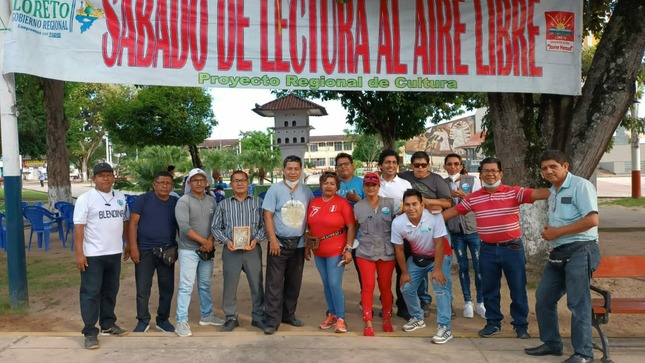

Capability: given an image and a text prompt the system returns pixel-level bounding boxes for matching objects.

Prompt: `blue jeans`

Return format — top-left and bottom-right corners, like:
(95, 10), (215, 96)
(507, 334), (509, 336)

(401, 255), (452, 328)
(176, 249), (214, 323)
(451, 232), (483, 303)
(480, 240), (528, 329)
(535, 242), (600, 358)
(314, 255), (346, 319)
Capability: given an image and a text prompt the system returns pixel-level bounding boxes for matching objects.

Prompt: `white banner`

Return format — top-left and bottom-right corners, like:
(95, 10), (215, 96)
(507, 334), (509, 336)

(2, 0), (582, 95)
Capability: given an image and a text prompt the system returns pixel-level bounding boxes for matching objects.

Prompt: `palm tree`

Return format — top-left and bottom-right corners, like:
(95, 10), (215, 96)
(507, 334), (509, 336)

(123, 146), (189, 191)
(241, 149), (281, 185)
(202, 148), (239, 182)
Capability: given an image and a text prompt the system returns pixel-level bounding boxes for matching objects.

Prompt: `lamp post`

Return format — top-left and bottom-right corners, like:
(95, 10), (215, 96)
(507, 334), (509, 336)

(631, 102), (641, 198)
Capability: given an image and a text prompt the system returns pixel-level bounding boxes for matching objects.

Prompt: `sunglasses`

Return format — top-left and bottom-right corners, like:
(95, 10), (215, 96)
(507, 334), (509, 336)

(412, 163), (429, 169)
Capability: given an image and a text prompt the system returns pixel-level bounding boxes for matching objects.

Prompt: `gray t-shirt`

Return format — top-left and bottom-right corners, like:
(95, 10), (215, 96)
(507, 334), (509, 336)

(175, 192), (217, 250)
(262, 182), (314, 248)
(354, 197), (399, 261)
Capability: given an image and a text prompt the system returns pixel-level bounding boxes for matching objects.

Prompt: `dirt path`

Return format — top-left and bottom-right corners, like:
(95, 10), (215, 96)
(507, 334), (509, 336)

(1, 230), (643, 338)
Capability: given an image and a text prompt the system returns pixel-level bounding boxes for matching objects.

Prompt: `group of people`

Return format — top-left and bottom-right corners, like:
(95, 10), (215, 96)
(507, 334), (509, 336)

(74, 149), (600, 363)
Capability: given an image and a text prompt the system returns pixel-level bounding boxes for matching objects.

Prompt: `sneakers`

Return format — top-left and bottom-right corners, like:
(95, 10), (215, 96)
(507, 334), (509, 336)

(335, 318), (347, 333)
(363, 326), (375, 337)
(84, 335), (99, 350)
(199, 314), (225, 326)
(463, 302), (474, 318)
(176, 321), (192, 337)
(431, 325), (454, 344)
(475, 302), (486, 319)
(402, 317), (426, 332)
(382, 319), (394, 332)
(514, 326), (531, 339)
(100, 325), (128, 336)
(133, 321), (149, 333)
(421, 302), (431, 317)
(319, 313), (337, 330)
(156, 320), (175, 333)
(478, 324), (501, 338)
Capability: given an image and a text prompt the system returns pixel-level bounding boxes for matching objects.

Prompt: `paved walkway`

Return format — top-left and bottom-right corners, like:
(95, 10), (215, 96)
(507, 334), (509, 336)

(0, 334), (643, 363)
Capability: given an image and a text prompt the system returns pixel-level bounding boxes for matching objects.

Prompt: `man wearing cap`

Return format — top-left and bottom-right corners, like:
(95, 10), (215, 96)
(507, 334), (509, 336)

(74, 163), (130, 350)
(262, 155), (314, 334)
(174, 168), (224, 337)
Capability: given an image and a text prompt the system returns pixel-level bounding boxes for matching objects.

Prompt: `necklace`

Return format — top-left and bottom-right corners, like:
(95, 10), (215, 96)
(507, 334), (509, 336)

(96, 189), (115, 206)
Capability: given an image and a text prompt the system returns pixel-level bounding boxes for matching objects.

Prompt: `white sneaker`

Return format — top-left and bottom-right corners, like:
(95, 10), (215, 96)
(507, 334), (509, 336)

(475, 303), (486, 319)
(175, 321), (192, 337)
(432, 325), (454, 344)
(463, 301), (474, 318)
(402, 317), (426, 332)
(199, 314), (225, 326)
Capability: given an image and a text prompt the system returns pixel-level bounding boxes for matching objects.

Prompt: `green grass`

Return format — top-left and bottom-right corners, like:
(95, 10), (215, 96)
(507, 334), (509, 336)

(0, 255), (80, 314)
(0, 189), (49, 212)
(599, 197), (645, 208)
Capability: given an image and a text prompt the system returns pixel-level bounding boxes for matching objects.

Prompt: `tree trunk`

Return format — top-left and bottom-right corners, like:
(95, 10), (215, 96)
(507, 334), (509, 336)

(567, 0), (645, 178)
(258, 168), (266, 185)
(42, 78), (72, 206)
(485, 0), (645, 269)
(80, 156), (88, 182)
(188, 144), (203, 169)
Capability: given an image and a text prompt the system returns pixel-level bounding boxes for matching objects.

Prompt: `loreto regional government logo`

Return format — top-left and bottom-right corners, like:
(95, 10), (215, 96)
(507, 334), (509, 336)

(11, 0), (104, 38)
(75, 0), (104, 33)
(545, 11), (575, 53)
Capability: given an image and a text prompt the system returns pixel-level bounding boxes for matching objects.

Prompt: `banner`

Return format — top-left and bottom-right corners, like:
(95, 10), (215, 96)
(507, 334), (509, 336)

(2, 0), (582, 94)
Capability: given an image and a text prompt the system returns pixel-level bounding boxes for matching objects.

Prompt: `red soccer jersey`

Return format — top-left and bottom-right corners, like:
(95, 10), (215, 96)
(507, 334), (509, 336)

(307, 195), (355, 257)
(455, 184), (534, 243)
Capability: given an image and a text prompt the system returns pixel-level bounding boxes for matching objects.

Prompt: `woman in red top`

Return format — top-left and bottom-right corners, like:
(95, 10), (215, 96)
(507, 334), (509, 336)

(305, 172), (356, 333)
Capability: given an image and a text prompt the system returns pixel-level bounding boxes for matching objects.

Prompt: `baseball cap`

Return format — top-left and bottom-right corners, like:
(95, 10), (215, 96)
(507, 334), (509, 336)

(93, 163), (114, 175)
(187, 168), (208, 182)
(363, 173), (380, 185)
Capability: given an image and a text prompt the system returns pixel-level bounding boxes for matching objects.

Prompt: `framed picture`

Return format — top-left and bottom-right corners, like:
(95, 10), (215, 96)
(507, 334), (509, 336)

(233, 226), (251, 250)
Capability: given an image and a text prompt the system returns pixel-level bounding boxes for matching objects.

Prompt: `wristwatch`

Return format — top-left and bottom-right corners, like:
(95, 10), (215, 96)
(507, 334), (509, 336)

(344, 245), (353, 253)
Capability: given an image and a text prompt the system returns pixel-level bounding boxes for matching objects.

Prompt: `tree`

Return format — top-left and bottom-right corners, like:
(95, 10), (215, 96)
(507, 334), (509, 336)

(486, 0), (645, 186)
(201, 148), (239, 182)
(347, 132), (383, 169)
(12, 74), (48, 158)
(103, 86), (216, 169)
(66, 83), (131, 181)
(238, 130), (282, 184)
(123, 146), (189, 191)
(277, 90), (481, 150)
(42, 78), (71, 205)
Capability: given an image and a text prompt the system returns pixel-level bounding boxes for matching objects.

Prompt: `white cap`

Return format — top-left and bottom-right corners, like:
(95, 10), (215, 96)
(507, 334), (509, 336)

(187, 168), (208, 182)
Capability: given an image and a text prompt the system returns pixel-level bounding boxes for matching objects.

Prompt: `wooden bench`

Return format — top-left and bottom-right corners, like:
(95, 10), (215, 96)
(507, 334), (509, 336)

(591, 256), (645, 363)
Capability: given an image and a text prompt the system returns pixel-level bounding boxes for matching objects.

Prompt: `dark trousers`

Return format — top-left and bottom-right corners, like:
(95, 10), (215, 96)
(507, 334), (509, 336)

(80, 253), (122, 336)
(264, 247), (305, 329)
(134, 249), (175, 325)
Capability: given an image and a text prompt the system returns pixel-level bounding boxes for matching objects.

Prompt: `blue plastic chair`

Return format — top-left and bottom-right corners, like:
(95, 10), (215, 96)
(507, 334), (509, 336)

(0, 212), (6, 251)
(125, 194), (138, 211)
(23, 206), (65, 251)
(258, 191), (267, 200)
(33, 201), (44, 207)
(54, 201), (73, 213)
(59, 204), (75, 251)
(313, 189), (323, 197)
(215, 193), (225, 203)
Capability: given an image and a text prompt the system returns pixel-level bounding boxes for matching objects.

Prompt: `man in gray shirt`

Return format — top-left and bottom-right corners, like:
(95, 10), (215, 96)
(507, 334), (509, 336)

(175, 168), (224, 337)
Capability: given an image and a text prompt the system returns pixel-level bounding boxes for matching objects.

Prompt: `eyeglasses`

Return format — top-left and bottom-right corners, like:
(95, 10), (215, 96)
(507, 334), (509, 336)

(231, 179), (248, 183)
(480, 169), (500, 174)
(335, 162), (351, 168)
(445, 162), (461, 166)
(190, 178), (207, 184)
(155, 181), (173, 186)
(412, 163), (429, 169)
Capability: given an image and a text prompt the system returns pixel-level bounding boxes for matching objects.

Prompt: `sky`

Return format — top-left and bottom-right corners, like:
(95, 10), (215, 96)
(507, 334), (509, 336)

(209, 89), (351, 139)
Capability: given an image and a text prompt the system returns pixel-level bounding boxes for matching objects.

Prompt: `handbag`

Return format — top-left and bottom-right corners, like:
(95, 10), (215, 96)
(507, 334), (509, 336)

(548, 249), (571, 269)
(306, 228), (347, 250)
(151, 243), (178, 266)
(196, 249), (215, 261)
(277, 236), (301, 249)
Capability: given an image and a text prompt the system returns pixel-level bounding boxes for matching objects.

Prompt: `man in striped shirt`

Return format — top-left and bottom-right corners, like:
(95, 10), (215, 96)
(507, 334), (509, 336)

(212, 170), (268, 332)
(443, 157), (549, 340)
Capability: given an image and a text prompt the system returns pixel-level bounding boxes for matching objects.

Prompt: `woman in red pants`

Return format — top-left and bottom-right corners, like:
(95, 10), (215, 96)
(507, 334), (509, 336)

(353, 173), (399, 336)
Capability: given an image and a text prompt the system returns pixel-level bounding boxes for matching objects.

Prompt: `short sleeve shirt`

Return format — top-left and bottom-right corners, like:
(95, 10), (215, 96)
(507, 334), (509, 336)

(548, 172), (598, 248)
(391, 209), (447, 256)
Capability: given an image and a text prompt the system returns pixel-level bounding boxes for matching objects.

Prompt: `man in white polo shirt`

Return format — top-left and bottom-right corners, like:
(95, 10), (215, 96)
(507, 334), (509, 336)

(74, 163), (130, 350)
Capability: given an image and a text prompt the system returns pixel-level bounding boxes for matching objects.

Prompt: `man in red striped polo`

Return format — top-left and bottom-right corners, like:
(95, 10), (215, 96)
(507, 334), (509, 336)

(443, 157), (549, 339)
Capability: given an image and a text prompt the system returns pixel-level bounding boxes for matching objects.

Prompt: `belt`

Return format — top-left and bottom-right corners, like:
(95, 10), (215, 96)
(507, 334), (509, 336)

(484, 238), (521, 247)
(317, 227), (347, 242)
